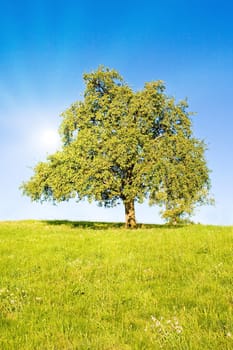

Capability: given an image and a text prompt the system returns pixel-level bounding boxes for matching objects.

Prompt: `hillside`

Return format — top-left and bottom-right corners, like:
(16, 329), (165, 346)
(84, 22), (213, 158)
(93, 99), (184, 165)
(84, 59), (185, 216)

(0, 221), (233, 349)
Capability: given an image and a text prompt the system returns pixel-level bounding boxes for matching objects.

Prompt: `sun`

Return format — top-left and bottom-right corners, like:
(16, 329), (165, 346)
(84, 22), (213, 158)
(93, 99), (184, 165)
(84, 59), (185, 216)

(38, 128), (60, 152)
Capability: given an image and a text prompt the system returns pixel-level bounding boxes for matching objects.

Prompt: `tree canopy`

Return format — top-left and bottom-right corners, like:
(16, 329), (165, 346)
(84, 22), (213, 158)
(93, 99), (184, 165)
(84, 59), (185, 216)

(21, 66), (211, 228)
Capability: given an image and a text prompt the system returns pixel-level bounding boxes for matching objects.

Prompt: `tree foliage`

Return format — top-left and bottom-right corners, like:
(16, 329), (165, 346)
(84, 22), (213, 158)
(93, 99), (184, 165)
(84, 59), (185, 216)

(21, 66), (212, 227)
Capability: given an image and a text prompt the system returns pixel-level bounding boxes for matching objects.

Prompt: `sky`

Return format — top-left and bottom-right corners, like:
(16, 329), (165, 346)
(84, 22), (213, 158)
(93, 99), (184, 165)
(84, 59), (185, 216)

(1, 0), (233, 225)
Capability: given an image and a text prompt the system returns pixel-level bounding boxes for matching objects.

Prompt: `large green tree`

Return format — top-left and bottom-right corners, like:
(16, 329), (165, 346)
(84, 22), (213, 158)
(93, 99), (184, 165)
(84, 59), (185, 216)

(21, 66), (211, 228)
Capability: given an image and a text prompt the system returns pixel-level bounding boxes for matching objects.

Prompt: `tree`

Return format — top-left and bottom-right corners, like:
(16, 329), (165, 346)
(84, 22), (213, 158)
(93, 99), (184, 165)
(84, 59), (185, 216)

(21, 66), (211, 228)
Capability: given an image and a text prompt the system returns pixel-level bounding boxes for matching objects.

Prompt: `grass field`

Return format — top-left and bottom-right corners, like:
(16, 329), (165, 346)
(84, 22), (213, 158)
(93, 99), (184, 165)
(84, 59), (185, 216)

(0, 221), (233, 349)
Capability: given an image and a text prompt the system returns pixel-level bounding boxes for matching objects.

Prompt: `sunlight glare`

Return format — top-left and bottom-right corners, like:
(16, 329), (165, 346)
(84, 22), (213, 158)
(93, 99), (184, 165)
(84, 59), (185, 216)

(38, 128), (60, 152)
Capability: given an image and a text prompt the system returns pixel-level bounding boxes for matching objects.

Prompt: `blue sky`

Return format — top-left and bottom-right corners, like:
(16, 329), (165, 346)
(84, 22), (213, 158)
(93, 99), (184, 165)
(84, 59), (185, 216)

(1, 0), (233, 225)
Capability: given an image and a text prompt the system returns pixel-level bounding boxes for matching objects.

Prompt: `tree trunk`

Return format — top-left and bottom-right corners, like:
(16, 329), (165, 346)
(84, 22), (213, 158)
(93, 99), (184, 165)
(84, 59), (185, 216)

(124, 200), (137, 229)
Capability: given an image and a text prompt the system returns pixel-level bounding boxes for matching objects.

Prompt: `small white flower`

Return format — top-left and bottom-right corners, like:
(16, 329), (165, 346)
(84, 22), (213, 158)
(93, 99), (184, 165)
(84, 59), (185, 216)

(35, 297), (43, 302)
(176, 327), (183, 334)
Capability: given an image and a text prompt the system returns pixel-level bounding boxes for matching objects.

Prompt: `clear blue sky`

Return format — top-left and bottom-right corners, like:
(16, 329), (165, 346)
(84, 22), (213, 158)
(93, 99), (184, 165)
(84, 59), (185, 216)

(1, 0), (233, 225)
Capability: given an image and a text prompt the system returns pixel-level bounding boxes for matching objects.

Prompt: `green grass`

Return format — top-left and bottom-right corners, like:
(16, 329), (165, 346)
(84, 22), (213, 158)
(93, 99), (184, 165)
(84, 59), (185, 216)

(0, 221), (233, 349)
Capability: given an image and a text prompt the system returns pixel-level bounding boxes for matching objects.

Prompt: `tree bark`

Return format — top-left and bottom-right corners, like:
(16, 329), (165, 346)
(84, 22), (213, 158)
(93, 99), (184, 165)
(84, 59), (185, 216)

(124, 200), (137, 229)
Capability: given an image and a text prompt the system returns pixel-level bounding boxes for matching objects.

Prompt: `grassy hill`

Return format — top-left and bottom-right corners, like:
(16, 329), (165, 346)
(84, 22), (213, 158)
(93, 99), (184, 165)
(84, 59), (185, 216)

(0, 221), (233, 349)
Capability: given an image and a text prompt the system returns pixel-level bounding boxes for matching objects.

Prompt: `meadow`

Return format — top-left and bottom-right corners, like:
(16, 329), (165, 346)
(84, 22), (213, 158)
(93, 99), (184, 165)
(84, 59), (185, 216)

(0, 221), (233, 349)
